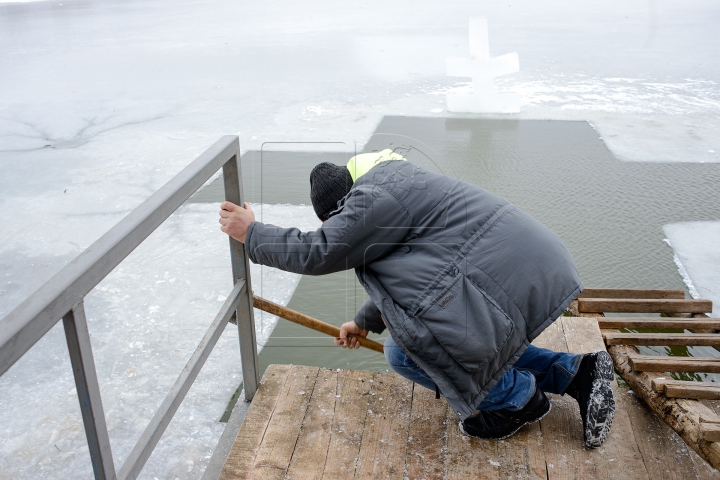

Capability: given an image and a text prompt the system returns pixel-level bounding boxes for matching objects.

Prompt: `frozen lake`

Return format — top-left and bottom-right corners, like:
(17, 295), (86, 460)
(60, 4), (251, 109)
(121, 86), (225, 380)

(1, 0), (719, 478)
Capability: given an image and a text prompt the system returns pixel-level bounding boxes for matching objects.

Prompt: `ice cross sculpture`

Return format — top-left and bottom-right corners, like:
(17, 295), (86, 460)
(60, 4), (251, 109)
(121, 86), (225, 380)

(446, 18), (520, 113)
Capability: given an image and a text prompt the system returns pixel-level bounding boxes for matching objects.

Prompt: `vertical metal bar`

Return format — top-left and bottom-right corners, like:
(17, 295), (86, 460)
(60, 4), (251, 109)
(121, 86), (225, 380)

(63, 302), (116, 480)
(222, 145), (260, 401)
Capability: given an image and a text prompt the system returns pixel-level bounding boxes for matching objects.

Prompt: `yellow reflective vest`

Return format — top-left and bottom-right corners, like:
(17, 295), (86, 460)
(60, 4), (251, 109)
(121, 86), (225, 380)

(346, 149), (406, 182)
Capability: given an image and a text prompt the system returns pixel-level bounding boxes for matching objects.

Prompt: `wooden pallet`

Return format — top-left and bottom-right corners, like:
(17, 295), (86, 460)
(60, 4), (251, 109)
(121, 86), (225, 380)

(575, 288), (720, 471)
(220, 316), (716, 479)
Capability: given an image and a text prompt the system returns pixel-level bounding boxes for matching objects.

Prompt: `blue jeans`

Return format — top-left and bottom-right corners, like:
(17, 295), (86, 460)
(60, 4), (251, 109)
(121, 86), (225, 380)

(384, 335), (582, 411)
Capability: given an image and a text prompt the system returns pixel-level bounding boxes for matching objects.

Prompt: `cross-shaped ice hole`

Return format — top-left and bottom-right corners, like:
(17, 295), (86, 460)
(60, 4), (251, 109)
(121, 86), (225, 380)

(446, 17), (520, 113)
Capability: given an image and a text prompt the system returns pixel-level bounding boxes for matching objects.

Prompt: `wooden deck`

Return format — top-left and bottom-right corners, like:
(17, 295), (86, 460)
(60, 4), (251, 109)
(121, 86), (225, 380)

(220, 317), (719, 479)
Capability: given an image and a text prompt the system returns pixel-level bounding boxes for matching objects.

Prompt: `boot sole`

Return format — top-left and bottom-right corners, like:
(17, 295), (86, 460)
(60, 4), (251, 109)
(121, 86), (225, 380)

(584, 351), (616, 448)
(458, 401), (552, 441)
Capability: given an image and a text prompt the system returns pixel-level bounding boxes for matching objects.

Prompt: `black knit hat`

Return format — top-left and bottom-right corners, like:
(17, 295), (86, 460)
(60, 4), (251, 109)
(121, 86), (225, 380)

(309, 162), (353, 221)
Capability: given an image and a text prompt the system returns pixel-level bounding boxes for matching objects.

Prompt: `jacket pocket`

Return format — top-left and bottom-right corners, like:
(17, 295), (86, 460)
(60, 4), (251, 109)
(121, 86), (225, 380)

(417, 273), (514, 371)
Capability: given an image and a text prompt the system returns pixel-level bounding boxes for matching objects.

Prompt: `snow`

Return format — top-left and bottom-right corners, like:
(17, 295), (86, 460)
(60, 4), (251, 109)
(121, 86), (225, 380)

(664, 222), (720, 318)
(1, 0), (719, 477)
(0, 203), (320, 479)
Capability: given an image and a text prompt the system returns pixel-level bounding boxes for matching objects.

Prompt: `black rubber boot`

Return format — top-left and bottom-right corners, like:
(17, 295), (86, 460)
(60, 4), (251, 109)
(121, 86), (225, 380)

(459, 386), (551, 440)
(565, 351), (616, 448)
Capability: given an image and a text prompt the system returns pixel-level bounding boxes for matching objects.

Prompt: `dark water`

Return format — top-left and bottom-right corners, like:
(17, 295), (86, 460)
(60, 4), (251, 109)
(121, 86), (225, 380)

(191, 117), (720, 379)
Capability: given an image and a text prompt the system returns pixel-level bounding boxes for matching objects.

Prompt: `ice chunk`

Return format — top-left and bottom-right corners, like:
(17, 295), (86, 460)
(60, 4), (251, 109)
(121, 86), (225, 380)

(664, 221), (720, 317)
(446, 18), (520, 113)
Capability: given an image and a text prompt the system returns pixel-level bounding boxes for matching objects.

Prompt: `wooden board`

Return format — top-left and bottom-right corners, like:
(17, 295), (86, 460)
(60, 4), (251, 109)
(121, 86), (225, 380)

(222, 316), (708, 479)
(250, 365), (319, 478)
(220, 364), (292, 479)
(285, 368), (337, 479)
(696, 403), (720, 478)
(598, 318), (720, 330)
(608, 344), (720, 471)
(404, 384), (448, 479)
(323, 369), (373, 480)
(651, 378), (720, 400)
(628, 355), (720, 373)
(562, 317), (650, 479)
(604, 332), (720, 347)
(445, 404), (500, 480)
(618, 387), (702, 480)
(496, 422), (546, 479)
(354, 372), (413, 479)
(579, 298), (712, 314)
(534, 318), (593, 479)
(702, 424), (720, 442)
(579, 288), (685, 299)
(689, 446), (720, 480)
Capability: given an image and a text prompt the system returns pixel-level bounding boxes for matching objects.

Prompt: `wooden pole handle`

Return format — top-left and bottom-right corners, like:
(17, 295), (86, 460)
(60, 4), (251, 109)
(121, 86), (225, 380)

(252, 295), (385, 354)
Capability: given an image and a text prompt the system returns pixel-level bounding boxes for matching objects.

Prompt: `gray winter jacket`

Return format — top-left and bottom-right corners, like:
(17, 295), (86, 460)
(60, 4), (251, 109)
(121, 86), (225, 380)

(245, 160), (582, 420)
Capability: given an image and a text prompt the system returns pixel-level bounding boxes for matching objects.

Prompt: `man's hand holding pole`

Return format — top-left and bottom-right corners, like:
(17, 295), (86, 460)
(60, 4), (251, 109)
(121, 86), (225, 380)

(219, 201), (255, 243)
(334, 321), (369, 349)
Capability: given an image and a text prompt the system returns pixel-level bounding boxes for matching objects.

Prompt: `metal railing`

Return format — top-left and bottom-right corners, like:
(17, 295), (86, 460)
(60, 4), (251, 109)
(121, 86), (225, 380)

(0, 136), (259, 480)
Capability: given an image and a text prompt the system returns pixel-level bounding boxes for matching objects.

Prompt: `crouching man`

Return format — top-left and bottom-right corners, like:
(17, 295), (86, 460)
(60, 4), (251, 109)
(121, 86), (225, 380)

(218, 150), (615, 447)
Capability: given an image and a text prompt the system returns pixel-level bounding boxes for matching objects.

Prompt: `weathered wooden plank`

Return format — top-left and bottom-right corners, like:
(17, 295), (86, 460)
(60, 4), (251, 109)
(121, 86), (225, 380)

(220, 364), (292, 480)
(686, 312), (718, 334)
(467, 318), (566, 479)
(579, 298), (712, 314)
(445, 404), (500, 480)
(322, 369), (373, 480)
(604, 332), (720, 347)
(224, 359), (711, 480)
(675, 386), (720, 401)
(629, 355), (720, 373)
(486, 321), (559, 479)
(562, 317), (650, 479)
(285, 368), (337, 479)
(533, 318), (595, 479)
(695, 403), (720, 478)
(562, 316), (608, 352)
(598, 314), (702, 477)
(532, 317), (568, 351)
(404, 383), (448, 479)
(650, 378), (720, 400)
(489, 321), (558, 479)
(652, 377), (719, 394)
(497, 422), (546, 479)
(252, 365), (319, 479)
(688, 446), (720, 480)
(598, 318), (720, 330)
(618, 387), (701, 480)
(354, 372), (413, 479)
(579, 288), (686, 299)
(539, 392), (595, 476)
(701, 424), (720, 442)
(608, 344), (720, 471)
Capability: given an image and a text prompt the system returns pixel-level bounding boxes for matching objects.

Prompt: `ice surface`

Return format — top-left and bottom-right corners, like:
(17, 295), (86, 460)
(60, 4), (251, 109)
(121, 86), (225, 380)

(1, 0), (718, 170)
(446, 18), (520, 113)
(0, 203), (320, 479)
(664, 222), (720, 318)
(1, 0), (719, 477)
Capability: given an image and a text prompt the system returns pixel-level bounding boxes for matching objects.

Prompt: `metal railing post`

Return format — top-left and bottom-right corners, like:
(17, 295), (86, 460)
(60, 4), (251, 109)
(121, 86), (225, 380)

(63, 301), (116, 480)
(222, 147), (260, 401)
